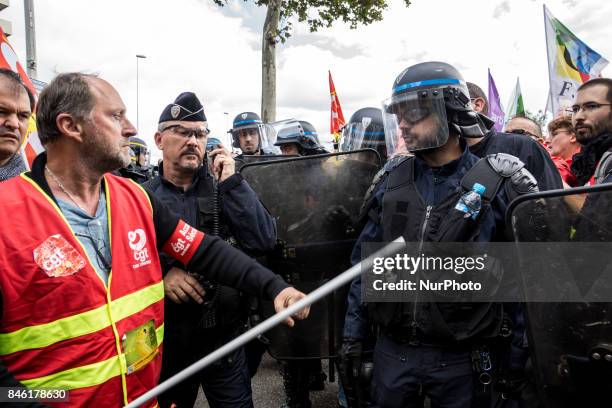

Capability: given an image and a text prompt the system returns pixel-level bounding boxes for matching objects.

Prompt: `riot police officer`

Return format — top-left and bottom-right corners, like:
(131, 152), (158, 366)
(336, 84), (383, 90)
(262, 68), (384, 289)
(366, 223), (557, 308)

(231, 111), (275, 159)
(341, 62), (538, 408)
(114, 136), (156, 183)
(144, 92), (278, 408)
(275, 120), (329, 156)
(341, 107), (388, 163)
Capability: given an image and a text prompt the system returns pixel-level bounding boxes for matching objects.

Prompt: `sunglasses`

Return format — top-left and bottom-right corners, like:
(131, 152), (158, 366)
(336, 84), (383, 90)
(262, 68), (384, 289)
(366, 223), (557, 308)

(396, 106), (432, 124)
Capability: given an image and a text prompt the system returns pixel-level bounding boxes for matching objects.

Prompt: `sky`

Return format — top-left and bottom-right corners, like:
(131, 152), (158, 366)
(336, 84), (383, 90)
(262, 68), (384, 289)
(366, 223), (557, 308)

(2, 0), (612, 160)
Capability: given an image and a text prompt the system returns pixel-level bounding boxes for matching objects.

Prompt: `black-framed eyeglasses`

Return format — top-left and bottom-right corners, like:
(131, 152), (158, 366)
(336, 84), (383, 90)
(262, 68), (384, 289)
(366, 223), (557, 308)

(161, 124), (211, 140)
(569, 102), (612, 115)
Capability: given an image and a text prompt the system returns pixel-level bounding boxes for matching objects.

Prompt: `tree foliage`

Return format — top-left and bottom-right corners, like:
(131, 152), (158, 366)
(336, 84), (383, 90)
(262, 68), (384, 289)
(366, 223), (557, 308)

(213, 0), (411, 43)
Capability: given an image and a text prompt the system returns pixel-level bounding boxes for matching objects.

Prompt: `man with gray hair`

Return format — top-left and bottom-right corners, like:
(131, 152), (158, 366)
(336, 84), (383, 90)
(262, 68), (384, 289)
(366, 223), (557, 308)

(0, 68), (33, 181)
(0, 72), (309, 407)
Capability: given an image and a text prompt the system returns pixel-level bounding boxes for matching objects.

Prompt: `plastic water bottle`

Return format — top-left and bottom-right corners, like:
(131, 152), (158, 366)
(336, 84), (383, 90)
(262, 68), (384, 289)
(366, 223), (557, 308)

(455, 183), (486, 220)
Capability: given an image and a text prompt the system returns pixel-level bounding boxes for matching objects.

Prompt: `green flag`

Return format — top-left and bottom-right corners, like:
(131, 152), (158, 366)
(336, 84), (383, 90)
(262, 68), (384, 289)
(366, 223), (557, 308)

(504, 78), (525, 125)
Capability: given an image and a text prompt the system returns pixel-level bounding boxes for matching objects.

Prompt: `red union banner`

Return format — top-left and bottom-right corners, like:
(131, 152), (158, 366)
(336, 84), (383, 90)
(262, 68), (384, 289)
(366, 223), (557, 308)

(0, 28), (43, 169)
(328, 70), (345, 148)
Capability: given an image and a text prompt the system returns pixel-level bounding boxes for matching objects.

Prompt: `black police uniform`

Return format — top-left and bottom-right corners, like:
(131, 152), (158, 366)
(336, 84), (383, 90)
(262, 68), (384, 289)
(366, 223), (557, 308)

(469, 128), (563, 191)
(342, 61), (537, 408)
(144, 92), (277, 408)
(144, 162), (276, 408)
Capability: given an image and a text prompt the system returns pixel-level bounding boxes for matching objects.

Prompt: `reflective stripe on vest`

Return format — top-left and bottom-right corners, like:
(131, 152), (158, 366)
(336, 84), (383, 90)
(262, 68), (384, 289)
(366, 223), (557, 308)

(0, 282), (164, 355)
(20, 324), (164, 390)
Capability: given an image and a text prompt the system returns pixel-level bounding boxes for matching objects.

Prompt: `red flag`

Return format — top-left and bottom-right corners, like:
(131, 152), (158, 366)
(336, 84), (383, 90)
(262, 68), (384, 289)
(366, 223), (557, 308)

(0, 28), (43, 169)
(328, 71), (345, 148)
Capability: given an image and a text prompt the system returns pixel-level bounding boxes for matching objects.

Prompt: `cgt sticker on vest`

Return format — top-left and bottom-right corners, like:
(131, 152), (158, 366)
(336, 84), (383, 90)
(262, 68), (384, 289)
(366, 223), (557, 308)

(34, 234), (86, 277)
(128, 228), (152, 269)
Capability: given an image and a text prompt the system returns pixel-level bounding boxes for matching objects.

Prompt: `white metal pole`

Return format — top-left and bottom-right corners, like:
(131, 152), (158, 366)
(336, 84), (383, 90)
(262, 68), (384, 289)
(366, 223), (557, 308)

(125, 238), (405, 408)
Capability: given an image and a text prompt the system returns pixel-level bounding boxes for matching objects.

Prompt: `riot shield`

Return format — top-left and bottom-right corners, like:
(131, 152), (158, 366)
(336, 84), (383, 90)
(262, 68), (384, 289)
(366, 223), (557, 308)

(235, 154), (298, 170)
(240, 150), (381, 359)
(508, 184), (612, 408)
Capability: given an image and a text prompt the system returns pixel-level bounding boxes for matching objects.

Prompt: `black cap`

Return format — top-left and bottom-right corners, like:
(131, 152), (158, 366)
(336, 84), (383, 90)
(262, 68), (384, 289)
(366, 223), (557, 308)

(159, 92), (207, 123)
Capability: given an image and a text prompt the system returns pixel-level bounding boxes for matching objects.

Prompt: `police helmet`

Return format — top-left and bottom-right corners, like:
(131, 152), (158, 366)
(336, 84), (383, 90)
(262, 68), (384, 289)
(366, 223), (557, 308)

(274, 120), (322, 151)
(382, 61), (487, 156)
(341, 107), (387, 161)
(128, 136), (149, 164)
(230, 112), (264, 149)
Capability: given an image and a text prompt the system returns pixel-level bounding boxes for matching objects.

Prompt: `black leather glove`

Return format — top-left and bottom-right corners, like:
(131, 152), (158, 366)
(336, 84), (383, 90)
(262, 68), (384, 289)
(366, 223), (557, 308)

(340, 338), (363, 378)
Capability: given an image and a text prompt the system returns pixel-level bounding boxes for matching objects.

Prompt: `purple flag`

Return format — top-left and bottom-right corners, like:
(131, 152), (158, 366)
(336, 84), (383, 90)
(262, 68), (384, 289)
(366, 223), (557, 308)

(487, 69), (505, 132)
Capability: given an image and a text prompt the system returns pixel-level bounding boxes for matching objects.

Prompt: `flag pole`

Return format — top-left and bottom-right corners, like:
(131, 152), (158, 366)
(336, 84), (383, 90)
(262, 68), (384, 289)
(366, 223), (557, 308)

(543, 4), (556, 116)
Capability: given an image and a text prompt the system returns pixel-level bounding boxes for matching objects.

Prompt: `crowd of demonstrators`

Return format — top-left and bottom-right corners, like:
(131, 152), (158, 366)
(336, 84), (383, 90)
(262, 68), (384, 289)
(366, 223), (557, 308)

(1, 58), (612, 408)
(0, 72), (309, 408)
(0, 69), (33, 181)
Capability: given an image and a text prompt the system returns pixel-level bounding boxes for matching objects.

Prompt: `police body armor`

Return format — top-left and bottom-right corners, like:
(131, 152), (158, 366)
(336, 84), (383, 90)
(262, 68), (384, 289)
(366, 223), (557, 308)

(368, 153), (537, 345)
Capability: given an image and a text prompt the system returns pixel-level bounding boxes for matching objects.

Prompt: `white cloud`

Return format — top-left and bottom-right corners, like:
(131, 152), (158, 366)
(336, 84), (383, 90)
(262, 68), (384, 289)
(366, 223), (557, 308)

(493, 1), (511, 19)
(1, 0), (611, 158)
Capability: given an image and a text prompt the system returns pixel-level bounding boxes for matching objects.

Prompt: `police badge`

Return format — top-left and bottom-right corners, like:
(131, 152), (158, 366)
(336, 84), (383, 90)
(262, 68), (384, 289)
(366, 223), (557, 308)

(171, 105), (181, 119)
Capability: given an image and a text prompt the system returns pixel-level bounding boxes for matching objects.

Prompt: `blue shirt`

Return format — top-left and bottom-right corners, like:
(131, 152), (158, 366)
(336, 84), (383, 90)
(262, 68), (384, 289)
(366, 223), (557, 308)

(57, 190), (111, 284)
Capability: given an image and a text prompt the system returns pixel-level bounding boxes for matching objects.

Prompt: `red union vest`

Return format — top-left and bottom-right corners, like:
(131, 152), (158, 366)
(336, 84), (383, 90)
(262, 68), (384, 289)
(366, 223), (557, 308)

(0, 173), (165, 407)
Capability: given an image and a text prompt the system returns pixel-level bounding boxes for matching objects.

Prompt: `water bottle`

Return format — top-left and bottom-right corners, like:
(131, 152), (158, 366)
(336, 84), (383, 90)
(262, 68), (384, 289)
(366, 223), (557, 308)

(455, 183), (486, 220)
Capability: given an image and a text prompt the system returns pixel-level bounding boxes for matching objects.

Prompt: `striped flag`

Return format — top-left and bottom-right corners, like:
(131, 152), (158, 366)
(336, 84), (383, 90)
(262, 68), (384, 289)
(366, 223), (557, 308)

(0, 28), (43, 169)
(544, 5), (609, 115)
(328, 71), (345, 149)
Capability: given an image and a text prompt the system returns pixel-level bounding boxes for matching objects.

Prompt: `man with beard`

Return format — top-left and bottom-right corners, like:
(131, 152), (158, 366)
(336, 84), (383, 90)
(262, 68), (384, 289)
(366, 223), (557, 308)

(231, 111), (272, 159)
(144, 92), (278, 408)
(0, 69), (33, 181)
(466, 82), (562, 191)
(570, 78), (612, 185)
(341, 62), (537, 408)
(0, 73), (309, 407)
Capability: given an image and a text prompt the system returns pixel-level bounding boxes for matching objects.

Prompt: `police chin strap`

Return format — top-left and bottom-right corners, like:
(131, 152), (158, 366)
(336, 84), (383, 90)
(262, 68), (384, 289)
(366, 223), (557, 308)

(124, 237), (406, 408)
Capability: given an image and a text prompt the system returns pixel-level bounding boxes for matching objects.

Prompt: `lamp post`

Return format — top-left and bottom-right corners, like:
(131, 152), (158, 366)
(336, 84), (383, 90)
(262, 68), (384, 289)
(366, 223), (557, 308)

(136, 54), (147, 131)
(224, 112), (231, 150)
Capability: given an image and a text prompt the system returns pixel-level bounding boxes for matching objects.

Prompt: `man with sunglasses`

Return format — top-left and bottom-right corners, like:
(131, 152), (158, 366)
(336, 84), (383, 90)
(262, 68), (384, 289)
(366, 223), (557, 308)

(342, 62), (537, 408)
(505, 116), (544, 143)
(144, 92), (278, 408)
(569, 78), (612, 185)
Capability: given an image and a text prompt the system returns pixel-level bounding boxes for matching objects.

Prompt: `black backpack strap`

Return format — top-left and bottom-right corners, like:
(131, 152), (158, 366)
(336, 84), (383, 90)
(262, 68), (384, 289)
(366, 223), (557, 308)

(358, 155), (412, 225)
(461, 153), (526, 201)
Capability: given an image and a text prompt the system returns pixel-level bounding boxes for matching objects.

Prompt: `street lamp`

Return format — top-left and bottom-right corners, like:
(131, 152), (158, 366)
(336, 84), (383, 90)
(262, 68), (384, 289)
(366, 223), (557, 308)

(224, 112), (231, 150)
(136, 54), (147, 131)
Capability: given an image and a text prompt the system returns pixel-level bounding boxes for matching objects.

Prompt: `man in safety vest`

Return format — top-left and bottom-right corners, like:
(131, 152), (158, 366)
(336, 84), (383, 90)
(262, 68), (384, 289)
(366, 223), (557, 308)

(0, 72), (309, 408)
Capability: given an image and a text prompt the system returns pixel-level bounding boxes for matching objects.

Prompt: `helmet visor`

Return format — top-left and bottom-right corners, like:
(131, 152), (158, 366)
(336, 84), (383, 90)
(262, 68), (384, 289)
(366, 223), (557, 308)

(232, 124), (268, 154)
(382, 91), (449, 155)
(340, 121), (386, 152)
(268, 119), (303, 147)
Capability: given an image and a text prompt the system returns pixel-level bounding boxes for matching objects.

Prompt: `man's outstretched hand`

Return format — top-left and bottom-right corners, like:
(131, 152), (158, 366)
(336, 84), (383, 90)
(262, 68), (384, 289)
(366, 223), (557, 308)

(273, 287), (310, 327)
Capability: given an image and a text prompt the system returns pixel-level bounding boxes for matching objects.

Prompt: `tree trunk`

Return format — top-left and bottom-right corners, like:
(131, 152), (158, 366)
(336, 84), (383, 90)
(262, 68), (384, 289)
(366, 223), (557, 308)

(261, 0), (280, 123)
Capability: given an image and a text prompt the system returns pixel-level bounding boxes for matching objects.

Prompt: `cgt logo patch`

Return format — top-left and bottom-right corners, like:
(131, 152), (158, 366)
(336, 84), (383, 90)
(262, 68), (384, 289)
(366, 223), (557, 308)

(128, 228), (151, 268)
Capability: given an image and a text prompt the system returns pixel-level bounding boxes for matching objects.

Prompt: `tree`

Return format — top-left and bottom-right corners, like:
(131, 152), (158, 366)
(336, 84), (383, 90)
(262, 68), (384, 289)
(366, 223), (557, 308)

(214, 0), (411, 122)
